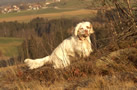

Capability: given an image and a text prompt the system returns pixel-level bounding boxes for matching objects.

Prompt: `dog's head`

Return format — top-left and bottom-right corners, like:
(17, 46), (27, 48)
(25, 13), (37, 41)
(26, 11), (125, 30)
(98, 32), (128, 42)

(74, 21), (94, 39)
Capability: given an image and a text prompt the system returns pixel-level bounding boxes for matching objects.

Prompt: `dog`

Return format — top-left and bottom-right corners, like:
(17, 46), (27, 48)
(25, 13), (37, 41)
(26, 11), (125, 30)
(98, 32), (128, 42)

(24, 21), (94, 69)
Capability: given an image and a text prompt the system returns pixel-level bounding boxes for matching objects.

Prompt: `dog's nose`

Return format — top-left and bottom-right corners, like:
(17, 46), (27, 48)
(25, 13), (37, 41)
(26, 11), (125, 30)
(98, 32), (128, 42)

(85, 30), (88, 33)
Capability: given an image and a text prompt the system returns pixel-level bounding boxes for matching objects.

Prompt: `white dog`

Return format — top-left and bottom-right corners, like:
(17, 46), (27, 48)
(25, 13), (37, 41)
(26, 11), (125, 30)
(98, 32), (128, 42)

(24, 21), (94, 69)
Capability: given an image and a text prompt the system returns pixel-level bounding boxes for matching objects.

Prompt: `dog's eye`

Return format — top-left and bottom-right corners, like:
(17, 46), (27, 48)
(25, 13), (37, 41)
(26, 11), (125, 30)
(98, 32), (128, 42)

(80, 28), (83, 30)
(86, 26), (91, 29)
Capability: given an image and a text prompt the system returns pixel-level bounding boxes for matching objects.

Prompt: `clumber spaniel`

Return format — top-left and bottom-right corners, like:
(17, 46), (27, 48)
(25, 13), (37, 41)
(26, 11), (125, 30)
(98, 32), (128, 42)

(24, 21), (94, 69)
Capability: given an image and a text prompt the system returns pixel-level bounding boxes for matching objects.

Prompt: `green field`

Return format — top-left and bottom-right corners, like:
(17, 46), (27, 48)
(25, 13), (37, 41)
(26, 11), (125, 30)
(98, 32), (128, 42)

(0, 37), (23, 57)
(48, 0), (92, 8)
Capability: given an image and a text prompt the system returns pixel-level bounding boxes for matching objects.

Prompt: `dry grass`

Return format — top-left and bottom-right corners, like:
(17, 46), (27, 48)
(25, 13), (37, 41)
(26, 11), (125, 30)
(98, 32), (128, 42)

(0, 45), (136, 89)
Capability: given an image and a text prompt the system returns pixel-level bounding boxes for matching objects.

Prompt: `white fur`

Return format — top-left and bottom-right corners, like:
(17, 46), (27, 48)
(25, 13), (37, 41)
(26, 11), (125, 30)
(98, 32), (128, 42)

(24, 21), (94, 69)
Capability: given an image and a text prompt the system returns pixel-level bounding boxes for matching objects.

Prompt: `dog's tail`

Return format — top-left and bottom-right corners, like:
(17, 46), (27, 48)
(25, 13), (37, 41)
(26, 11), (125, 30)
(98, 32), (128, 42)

(24, 56), (50, 69)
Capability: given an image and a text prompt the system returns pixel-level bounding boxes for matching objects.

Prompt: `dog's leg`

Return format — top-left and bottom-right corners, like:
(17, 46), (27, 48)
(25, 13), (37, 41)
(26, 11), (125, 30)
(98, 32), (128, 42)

(24, 56), (50, 69)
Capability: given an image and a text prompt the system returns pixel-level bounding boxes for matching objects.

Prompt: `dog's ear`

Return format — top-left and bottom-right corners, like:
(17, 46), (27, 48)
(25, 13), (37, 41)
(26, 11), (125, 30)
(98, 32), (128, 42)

(90, 24), (94, 34)
(74, 22), (82, 36)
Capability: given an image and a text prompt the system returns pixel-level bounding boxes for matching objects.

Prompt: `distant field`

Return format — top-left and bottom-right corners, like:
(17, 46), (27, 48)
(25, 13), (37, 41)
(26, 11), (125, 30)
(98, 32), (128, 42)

(0, 37), (23, 58)
(0, 0), (92, 19)
(0, 9), (97, 22)
(0, 0), (96, 22)
(0, 8), (77, 18)
(48, 0), (91, 8)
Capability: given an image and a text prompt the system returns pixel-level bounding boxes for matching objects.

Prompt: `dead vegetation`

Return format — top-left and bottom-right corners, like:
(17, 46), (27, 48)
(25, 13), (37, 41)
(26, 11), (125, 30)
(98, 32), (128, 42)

(15, 46), (137, 89)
